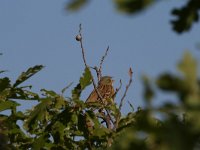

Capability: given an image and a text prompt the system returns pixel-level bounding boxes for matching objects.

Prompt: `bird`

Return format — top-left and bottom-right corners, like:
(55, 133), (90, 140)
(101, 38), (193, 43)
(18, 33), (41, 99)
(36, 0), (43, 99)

(85, 76), (115, 105)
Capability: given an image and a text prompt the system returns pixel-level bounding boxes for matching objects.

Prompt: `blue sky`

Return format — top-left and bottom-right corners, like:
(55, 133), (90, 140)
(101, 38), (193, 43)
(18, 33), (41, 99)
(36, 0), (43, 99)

(0, 0), (200, 114)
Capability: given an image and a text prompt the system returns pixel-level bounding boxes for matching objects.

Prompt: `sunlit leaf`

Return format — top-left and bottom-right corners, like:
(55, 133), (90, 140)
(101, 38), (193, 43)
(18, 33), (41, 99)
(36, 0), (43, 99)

(178, 51), (197, 83)
(80, 67), (92, 89)
(0, 100), (20, 112)
(72, 67), (92, 99)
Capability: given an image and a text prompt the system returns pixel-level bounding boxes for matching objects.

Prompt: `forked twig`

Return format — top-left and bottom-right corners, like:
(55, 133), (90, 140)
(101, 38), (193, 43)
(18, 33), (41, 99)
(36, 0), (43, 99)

(114, 68), (133, 130)
(119, 68), (133, 111)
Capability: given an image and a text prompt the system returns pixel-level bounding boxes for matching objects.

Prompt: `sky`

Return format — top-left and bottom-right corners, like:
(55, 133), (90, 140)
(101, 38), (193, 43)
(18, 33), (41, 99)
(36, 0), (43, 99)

(0, 0), (200, 114)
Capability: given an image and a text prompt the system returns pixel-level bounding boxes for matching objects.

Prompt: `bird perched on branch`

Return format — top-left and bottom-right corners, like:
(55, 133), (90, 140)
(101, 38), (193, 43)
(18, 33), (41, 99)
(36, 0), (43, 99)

(85, 76), (115, 105)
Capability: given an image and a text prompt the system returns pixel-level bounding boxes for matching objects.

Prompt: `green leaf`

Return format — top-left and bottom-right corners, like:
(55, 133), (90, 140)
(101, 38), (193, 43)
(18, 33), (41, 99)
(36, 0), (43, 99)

(114, 0), (155, 14)
(32, 133), (50, 150)
(171, 0), (200, 33)
(178, 51), (197, 83)
(24, 98), (52, 132)
(9, 88), (39, 100)
(0, 77), (11, 92)
(72, 67), (92, 99)
(156, 73), (186, 92)
(61, 82), (73, 95)
(13, 65), (44, 87)
(80, 67), (92, 89)
(141, 75), (154, 103)
(41, 89), (58, 97)
(0, 100), (20, 112)
(66, 0), (89, 11)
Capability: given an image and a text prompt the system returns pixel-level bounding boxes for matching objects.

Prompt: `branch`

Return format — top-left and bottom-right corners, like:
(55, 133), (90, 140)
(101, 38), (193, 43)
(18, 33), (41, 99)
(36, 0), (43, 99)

(114, 67), (133, 130)
(113, 79), (122, 99)
(119, 68), (133, 111)
(90, 66), (100, 81)
(76, 24), (114, 128)
(76, 24), (103, 102)
(98, 46), (110, 81)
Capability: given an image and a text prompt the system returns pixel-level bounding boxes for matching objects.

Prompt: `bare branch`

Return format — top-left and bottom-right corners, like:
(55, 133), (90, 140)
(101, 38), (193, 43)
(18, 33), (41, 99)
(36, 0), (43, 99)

(114, 67), (133, 130)
(76, 24), (114, 128)
(119, 68), (133, 112)
(76, 24), (102, 101)
(98, 46), (110, 80)
(90, 66), (100, 81)
(113, 79), (122, 99)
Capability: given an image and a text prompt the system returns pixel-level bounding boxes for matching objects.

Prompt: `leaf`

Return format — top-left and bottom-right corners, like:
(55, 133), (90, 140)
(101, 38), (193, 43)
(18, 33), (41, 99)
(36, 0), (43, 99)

(13, 65), (44, 87)
(9, 88), (39, 100)
(114, 0), (155, 14)
(80, 67), (92, 89)
(0, 100), (20, 112)
(141, 75), (154, 102)
(156, 73), (186, 92)
(72, 67), (92, 99)
(24, 98), (52, 132)
(41, 89), (58, 97)
(0, 77), (11, 92)
(178, 52), (197, 83)
(61, 82), (73, 95)
(66, 0), (89, 11)
(171, 0), (200, 33)
(32, 133), (50, 150)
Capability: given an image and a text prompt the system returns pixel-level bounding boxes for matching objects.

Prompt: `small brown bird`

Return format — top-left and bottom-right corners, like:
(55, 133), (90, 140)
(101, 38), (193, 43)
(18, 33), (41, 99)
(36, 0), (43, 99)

(85, 76), (115, 105)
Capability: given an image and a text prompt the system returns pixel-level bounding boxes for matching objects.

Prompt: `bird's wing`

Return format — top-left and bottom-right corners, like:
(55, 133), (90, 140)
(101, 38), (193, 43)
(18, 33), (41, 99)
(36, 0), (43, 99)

(85, 89), (98, 103)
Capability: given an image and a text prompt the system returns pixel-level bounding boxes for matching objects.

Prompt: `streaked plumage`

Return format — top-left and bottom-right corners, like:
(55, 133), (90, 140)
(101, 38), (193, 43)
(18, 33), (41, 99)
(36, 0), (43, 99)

(85, 76), (115, 105)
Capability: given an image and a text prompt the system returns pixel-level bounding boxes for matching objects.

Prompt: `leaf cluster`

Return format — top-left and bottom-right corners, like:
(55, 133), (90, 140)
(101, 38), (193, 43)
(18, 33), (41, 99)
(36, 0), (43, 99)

(65, 0), (200, 33)
(1, 52), (200, 149)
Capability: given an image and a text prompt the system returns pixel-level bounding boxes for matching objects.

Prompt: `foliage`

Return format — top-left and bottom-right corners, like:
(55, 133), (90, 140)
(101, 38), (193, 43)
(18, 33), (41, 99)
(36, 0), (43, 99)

(65, 0), (200, 33)
(1, 51), (200, 149)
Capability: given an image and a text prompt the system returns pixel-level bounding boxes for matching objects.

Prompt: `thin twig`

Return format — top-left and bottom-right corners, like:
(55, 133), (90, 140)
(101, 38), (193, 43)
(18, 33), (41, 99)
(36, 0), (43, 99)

(119, 68), (133, 111)
(128, 100), (134, 112)
(98, 46), (109, 80)
(77, 24), (114, 128)
(113, 79), (122, 99)
(90, 66), (100, 81)
(114, 68), (133, 130)
(78, 24), (103, 101)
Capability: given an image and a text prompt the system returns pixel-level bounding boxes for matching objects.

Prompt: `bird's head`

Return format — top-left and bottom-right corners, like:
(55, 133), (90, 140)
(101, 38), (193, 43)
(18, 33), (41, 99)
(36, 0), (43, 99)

(99, 76), (114, 85)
